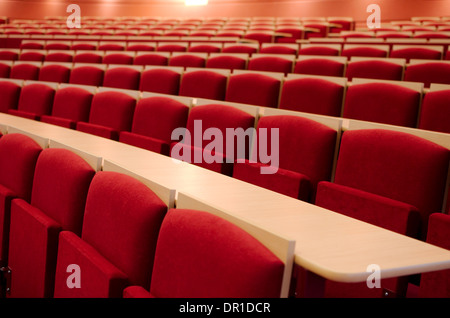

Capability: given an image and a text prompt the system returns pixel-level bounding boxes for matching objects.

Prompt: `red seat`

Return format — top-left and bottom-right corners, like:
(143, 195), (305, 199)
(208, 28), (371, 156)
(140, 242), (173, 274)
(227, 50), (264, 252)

(119, 95), (190, 155)
(73, 51), (103, 64)
(418, 86), (450, 134)
(40, 85), (94, 129)
(170, 103), (256, 176)
(233, 115), (337, 202)
(298, 45), (341, 56)
(8, 82), (56, 120)
(53, 171), (168, 298)
(404, 60), (450, 88)
(222, 43), (259, 55)
(0, 134), (42, 274)
(18, 50), (46, 62)
(0, 61), (11, 78)
(10, 62), (40, 80)
(179, 69), (229, 100)
(103, 52), (135, 65)
(103, 66), (142, 90)
(346, 58), (405, 81)
(0, 80), (22, 113)
(123, 208), (284, 298)
(168, 53), (207, 69)
(259, 43), (299, 55)
(44, 51), (74, 63)
(126, 42), (156, 52)
(279, 75), (346, 117)
(341, 45), (389, 59)
(7, 148), (96, 298)
(156, 42), (188, 53)
(248, 54), (295, 75)
(294, 56), (346, 77)
(225, 71), (282, 108)
(0, 49), (19, 61)
(342, 80), (422, 128)
(76, 89), (137, 140)
(69, 64), (105, 87)
(390, 45), (443, 62)
(315, 129), (450, 297)
(38, 63), (71, 83)
(205, 53), (248, 70)
(133, 52), (169, 66)
(139, 66), (182, 95)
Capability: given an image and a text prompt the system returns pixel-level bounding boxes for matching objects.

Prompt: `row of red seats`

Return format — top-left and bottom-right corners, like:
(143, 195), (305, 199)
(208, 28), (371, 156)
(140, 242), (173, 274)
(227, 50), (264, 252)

(0, 132), (285, 298)
(7, 38), (450, 61)
(1, 61), (449, 134)
(1, 89), (450, 298)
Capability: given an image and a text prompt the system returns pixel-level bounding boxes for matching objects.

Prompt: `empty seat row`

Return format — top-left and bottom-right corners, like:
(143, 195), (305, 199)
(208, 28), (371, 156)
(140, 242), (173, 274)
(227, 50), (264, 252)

(0, 132), (286, 298)
(8, 39), (450, 60)
(2, 61), (450, 134)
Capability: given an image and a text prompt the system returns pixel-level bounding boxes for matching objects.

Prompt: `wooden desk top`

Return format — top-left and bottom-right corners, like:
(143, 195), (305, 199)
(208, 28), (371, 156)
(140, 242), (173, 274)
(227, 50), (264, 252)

(2, 113), (450, 284)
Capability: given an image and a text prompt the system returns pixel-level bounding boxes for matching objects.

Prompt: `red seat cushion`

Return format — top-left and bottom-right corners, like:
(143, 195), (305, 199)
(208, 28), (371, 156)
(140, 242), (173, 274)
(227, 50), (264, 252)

(419, 89), (450, 134)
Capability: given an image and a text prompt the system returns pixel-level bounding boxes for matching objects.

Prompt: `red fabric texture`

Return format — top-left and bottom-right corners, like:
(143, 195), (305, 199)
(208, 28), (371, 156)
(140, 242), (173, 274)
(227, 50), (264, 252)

(19, 51), (45, 62)
(419, 89), (450, 134)
(119, 96), (189, 155)
(169, 54), (206, 68)
(179, 70), (228, 100)
(248, 56), (294, 74)
(69, 171), (167, 296)
(341, 47), (388, 59)
(346, 60), (404, 81)
(233, 115), (337, 201)
(0, 134), (42, 265)
(225, 73), (281, 107)
(205, 55), (247, 70)
(10, 63), (40, 80)
(133, 54), (169, 66)
(418, 213), (450, 298)
(298, 47), (340, 56)
(156, 44), (187, 53)
(103, 53), (134, 65)
(139, 68), (180, 95)
(259, 46), (298, 55)
(390, 47), (442, 62)
(222, 45), (258, 55)
(148, 209), (284, 298)
(69, 66), (104, 86)
(0, 81), (21, 113)
(38, 64), (71, 83)
(404, 62), (450, 88)
(343, 82), (421, 127)
(279, 77), (345, 117)
(103, 67), (141, 90)
(44, 52), (73, 63)
(331, 129), (450, 240)
(294, 58), (345, 77)
(9, 83), (55, 120)
(76, 91), (136, 140)
(73, 52), (103, 64)
(188, 45), (222, 53)
(41, 86), (93, 129)
(54, 231), (129, 298)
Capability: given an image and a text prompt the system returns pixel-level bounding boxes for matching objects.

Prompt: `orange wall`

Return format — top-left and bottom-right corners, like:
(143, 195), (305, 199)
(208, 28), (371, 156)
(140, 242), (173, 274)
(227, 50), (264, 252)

(1, 0), (450, 23)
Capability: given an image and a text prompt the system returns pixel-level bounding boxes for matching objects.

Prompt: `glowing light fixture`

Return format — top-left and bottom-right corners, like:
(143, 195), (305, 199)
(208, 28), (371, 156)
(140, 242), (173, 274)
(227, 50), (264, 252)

(185, 0), (208, 5)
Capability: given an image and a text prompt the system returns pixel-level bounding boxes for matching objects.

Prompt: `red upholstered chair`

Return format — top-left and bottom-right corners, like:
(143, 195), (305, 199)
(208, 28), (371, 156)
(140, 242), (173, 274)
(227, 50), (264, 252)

(103, 51), (135, 65)
(233, 114), (337, 202)
(38, 63), (72, 83)
(0, 61), (12, 78)
(0, 79), (22, 113)
(171, 103), (256, 176)
(44, 51), (74, 63)
(243, 31), (274, 43)
(119, 94), (190, 155)
(0, 49), (20, 61)
(168, 52), (207, 69)
(205, 53), (248, 70)
(156, 42), (188, 53)
(404, 60), (450, 88)
(71, 42), (98, 51)
(294, 56), (347, 77)
(10, 62), (41, 80)
(73, 51), (104, 64)
(7, 148), (96, 298)
(345, 57), (405, 81)
(98, 41), (126, 51)
(0, 134), (42, 275)
(222, 43), (259, 55)
(279, 74), (347, 117)
(342, 79), (423, 128)
(410, 213), (450, 298)
(341, 44), (389, 59)
(298, 44), (341, 56)
(275, 27), (305, 43)
(103, 65), (142, 90)
(69, 64), (106, 86)
(18, 50), (46, 62)
(225, 70), (283, 108)
(126, 42), (156, 52)
(44, 41), (71, 50)
(76, 88), (137, 140)
(40, 85), (95, 129)
(390, 45), (444, 62)
(19, 40), (44, 50)
(315, 129), (450, 297)
(188, 42), (222, 53)
(8, 82), (56, 120)
(418, 85), (450, 134)
(123, 208), (284, 298)
(133, 52), (170, 66)
(53, 171), (168, 298)
(248, 54), (295, 75)
(139, 66), (182, 95)
(179, 68), (229, 100)
(260, 43), (299, 55)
